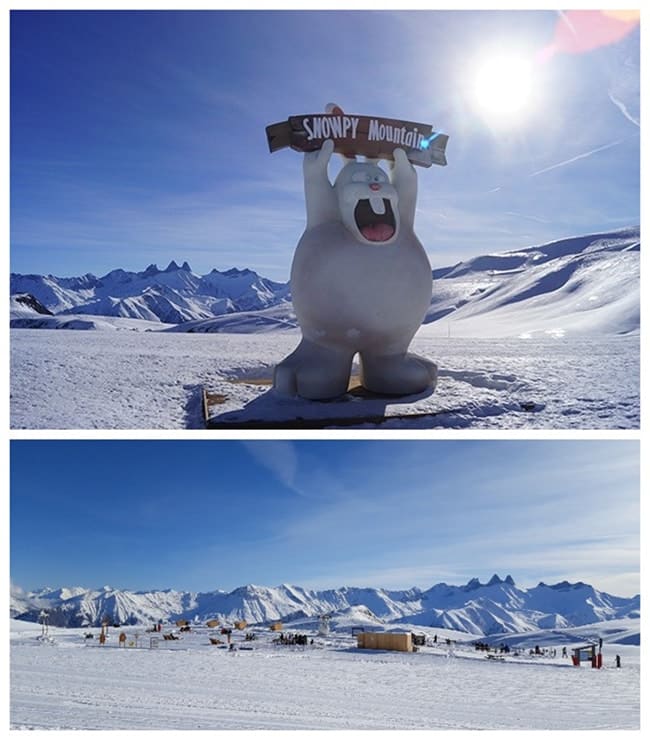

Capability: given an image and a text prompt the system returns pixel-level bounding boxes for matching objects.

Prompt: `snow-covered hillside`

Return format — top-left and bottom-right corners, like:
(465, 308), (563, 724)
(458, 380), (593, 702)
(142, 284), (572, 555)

(11, 575), (639, 638)
(10, 293), (53, 318)
(423, 226), (639, 337)
(10, 227), (639, 336)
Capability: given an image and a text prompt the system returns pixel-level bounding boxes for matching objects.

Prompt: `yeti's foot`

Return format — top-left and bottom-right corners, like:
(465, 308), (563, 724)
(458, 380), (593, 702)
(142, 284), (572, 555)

(273, 339), (353, 400)
(360, 351), (438, 396)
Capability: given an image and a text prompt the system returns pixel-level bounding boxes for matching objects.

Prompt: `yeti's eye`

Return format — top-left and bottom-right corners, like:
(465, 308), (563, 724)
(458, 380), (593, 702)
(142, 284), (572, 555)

(351, 171), (370, 183)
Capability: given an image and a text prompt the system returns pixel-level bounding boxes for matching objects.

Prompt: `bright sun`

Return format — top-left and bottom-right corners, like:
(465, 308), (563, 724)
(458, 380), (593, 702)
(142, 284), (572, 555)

(471, 52), (534, 126)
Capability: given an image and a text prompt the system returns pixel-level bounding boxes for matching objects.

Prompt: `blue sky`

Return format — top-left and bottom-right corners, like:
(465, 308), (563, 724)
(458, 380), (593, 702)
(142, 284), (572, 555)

(10, 439), (639, 597)
(10, 9), (640, 281)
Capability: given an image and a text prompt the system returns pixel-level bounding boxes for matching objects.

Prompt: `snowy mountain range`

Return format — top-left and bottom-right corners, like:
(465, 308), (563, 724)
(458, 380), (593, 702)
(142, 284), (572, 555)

(10, 261), (291, 325)
(10, 575), (639, 637)
(10, 227), (639, 337)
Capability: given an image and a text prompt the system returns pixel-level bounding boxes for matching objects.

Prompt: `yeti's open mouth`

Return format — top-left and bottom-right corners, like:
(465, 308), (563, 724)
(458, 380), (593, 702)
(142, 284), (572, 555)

(354, 199), (396, 242)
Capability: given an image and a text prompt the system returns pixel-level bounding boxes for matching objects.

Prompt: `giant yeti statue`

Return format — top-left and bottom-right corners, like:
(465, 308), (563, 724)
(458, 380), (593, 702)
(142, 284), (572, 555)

(273, 138), (436, 400)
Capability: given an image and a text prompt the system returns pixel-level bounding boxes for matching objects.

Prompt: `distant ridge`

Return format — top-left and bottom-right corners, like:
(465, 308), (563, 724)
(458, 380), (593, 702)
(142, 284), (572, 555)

(10, 575), (639, 636)
(10, 262), (291, 323)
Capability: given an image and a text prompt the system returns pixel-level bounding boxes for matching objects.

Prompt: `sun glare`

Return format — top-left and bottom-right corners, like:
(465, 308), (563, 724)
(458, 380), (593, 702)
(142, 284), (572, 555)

(471, 52), (534, 126)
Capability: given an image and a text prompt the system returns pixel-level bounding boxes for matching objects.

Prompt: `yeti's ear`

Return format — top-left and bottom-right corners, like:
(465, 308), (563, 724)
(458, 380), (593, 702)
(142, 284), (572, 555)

(324, 102), (356, 165)
(325, 102), (343, 115)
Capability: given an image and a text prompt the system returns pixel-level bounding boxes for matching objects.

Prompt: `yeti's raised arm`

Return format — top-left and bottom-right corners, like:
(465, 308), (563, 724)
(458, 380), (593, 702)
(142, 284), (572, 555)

(303, 139), (338, 228)
(390, 147), (418, 231)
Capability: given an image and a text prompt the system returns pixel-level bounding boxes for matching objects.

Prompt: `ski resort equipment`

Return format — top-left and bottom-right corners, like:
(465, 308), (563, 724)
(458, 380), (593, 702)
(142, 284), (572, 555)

(38, 610), (49, 638)
(36, 609), (55, 644)
(571, 641), (603, 668)
(269, 103), (445, 401)
(318, 614), (331, 637)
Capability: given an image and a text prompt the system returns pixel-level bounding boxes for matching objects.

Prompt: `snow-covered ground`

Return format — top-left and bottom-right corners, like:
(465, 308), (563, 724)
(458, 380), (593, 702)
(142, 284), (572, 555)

(10, 618), (639, 730)
(10, 227), (638, 428)
(10, 327), (639, 429)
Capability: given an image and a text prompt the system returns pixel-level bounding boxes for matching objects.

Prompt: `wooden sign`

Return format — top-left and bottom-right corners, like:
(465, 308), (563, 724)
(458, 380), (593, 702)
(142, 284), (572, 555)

(266, 113), (448, 168)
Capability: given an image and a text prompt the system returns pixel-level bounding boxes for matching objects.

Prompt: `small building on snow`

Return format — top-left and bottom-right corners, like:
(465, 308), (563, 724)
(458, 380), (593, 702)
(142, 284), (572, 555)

(357, 632), (413, 653)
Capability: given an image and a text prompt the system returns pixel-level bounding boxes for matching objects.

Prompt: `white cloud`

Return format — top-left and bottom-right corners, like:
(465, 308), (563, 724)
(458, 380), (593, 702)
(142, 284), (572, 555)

(240, 440), (300, 494)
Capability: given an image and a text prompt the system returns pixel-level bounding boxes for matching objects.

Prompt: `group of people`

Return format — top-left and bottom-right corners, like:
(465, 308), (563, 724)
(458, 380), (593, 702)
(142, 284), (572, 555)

(473, 641), (511, 654)
(530, 645), (557, 657)
(273, 632), (313, 646)
(431, 635), (455, 646)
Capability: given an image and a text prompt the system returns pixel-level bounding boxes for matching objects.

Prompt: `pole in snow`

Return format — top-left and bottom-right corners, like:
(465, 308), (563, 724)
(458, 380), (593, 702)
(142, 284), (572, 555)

(39, 610), (49, 638)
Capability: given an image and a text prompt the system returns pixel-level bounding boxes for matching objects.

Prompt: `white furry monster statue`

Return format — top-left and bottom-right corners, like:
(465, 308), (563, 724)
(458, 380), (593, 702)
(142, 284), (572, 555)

(273, 138), (436, 400)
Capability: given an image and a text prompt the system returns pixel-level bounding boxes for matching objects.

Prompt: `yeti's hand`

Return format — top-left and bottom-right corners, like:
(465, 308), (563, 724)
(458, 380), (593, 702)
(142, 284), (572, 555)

(391, 147), (416, 181)
(303, 139), (337, 228)
(390, 147), (417, 229)
(303, 139), (335, 178)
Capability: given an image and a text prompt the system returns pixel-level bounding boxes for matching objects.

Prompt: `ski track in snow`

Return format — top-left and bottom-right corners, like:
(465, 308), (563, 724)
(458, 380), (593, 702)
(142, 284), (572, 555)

(10, 329), (639, 429)
(10, 627), (639, 730)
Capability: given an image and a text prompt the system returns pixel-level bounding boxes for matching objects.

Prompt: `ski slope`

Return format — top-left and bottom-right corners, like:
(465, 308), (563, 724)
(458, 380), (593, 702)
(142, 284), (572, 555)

(10, 619), (639, 730)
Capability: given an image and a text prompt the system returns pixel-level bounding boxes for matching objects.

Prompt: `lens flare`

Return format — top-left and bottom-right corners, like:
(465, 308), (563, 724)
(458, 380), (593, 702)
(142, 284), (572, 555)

(539, 10), (639, 62)
(419, 132), (441, 150)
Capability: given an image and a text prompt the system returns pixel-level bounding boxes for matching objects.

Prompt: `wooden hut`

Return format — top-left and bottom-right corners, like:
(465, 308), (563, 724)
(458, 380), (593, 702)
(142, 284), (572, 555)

(269, 622), (283, 632)
(234, 620), (247, 630)
(206, 619), (220, 628)
(357, 632), (413, 653)
(175, 619), (189, 627)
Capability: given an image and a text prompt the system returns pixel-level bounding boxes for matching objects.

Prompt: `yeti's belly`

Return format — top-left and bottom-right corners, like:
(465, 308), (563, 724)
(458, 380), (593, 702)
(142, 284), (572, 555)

(291, 223), (432, 351)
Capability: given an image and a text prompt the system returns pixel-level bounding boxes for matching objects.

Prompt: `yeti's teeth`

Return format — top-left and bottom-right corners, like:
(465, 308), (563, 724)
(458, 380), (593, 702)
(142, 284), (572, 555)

(369, 196), (385, 215)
